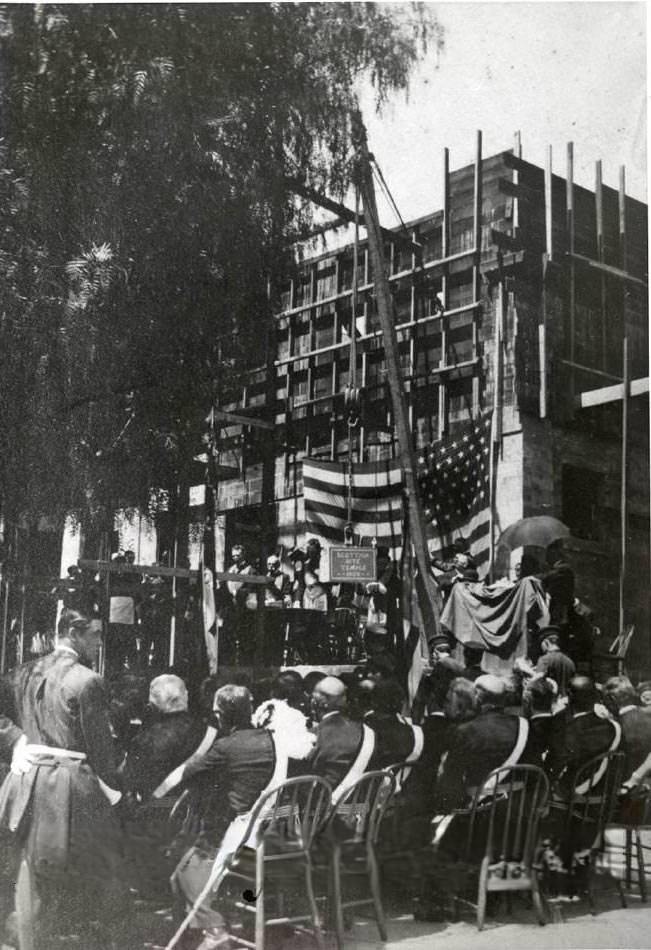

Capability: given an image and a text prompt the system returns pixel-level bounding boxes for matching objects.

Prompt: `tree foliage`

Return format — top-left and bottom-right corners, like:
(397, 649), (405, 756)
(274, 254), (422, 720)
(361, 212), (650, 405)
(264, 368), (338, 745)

(0, 2), (439, 533)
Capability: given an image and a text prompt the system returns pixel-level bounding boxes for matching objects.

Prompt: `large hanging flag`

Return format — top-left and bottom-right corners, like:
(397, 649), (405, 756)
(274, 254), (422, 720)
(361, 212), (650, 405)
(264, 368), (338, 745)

(302, 458), (404, 552)
(417, 414), (493, 571)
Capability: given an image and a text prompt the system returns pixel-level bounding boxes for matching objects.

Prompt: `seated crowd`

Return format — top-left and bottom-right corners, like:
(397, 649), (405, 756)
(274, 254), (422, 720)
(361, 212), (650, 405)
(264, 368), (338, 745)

(102, 621), (651, 947)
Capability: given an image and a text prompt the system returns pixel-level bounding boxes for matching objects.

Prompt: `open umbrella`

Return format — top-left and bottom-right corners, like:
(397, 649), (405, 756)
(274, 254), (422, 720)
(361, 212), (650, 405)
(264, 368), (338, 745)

(497, 516), (569, 551)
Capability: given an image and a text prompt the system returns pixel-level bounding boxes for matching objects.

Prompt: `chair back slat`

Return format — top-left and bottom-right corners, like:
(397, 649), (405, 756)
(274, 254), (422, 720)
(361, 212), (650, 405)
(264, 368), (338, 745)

(240, 775), (332, 854)
(467, 765), (550, 869)
(327, 770), (396, 845)
(567, 751), (625, 845)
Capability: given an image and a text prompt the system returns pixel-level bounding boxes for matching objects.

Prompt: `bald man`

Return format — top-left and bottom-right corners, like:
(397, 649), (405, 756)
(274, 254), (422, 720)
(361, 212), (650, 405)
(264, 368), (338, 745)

(306, 676), (375, 798)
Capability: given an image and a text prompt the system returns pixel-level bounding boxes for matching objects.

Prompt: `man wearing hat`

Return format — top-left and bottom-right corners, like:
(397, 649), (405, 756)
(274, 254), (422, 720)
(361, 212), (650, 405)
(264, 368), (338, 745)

(461, 643), (485, 681)
(535, 627), (576, 697)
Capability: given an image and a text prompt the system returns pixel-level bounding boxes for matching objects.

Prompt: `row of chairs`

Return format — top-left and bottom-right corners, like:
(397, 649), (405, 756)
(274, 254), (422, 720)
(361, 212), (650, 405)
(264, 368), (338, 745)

(167, 750), (646, 949)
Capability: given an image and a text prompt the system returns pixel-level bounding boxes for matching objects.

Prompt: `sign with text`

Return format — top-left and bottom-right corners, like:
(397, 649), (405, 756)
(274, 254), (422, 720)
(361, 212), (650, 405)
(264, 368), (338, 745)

(329, 546), (377, 583)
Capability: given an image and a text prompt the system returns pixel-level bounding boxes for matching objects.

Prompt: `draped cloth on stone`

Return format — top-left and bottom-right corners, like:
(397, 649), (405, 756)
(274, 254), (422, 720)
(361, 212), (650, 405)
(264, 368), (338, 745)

(441, 577), (549, 673)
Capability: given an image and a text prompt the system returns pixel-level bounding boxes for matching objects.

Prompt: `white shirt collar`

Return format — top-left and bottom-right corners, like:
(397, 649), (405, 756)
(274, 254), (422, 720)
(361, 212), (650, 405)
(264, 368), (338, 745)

(531, 712), (552, 720)
(573, 710), (592, 719)
(321, 710), (341, 722)
(620, 705), (638, 715)
(55, 644), (79, 658)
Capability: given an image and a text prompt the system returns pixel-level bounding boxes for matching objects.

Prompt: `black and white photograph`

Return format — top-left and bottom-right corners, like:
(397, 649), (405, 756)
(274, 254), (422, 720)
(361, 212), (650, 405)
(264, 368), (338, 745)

(0, 2), (647, 949)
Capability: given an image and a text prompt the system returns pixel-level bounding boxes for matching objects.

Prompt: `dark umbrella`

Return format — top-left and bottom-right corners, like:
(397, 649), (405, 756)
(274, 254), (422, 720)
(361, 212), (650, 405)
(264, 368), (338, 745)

(497, 516), (569, 551)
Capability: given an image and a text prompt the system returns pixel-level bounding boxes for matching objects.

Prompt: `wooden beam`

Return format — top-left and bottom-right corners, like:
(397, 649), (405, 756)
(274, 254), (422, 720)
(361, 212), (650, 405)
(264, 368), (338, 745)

(354, 114), (441, 638)
(213, 408), (275, 431)
(440, 146), (450, 439)
(567, 142), (576, 410)
(575, 376), (648, 409)
(545, 146), (553, 261)
(78, 559), (270, 585)
(472, 130), (482, 415)
(286, 177), (422, 256)
(565, 251), (647, 289)
(619, 337), (629, 633)
(561, 359), (622, 383)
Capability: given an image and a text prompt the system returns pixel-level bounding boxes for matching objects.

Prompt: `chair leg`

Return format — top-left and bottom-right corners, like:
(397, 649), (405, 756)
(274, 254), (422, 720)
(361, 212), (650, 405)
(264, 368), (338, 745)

(255, 849), (265, 950)
(586, 855), (596, 916)
(367, 845), (387, 942)
(304, 861), (325, 950)
(531, 872), (547, 926)
(477, 858), (489, 932)
(635, 831), (647, 903)
(625, 829), (633, 890)
(331, 844), (345, 950)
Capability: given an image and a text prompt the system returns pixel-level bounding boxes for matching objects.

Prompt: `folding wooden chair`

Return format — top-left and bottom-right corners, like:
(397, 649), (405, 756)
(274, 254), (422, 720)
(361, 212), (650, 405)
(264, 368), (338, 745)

(552, 751), (625, 912)
(435, 764), (550, 931)
(607, 787), (651, 904)
(315, 769), (397, 950)
(166, 775), (332, 950)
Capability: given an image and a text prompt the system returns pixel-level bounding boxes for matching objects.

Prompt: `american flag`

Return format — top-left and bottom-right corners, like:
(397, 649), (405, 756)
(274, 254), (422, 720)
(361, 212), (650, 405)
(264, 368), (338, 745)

(417, 414), (493, 571)
(303, 458), (403, 553)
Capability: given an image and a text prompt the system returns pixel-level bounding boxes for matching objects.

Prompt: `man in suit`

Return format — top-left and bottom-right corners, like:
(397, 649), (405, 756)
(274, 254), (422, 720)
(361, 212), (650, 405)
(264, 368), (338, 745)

(365, 678), (421, 770)
(545, 675), (621, 798)
(522, 674), (566, 770)
(541, 542), (575, 651)
(307, 676), (374, 798)
(121, 674), (205, 799)
(163, 684), (278, 950)
(541, 675), (622, 881)
(435, 674), (531, 811)
(0, 604), (129, 950)
(535, 628), (576, 697)
(418, 675), (530, 921)
(602, 676), (651, 783)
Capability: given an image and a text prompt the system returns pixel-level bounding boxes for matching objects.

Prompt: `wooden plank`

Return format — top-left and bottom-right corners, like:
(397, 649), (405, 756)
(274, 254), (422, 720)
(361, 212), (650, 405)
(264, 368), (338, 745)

(565, 252), (647, 288)
(285, 177), (421, 256)
(619, 337), (629, 633)
(545, 146), (553, 260)
(213, 408), (275, 430)
(78, 559), (270, 585)
(472, 130), (482, 416)
(440, 146), (449, 439)
(513, 131), (521, 233)
(575, 376), (648, 409)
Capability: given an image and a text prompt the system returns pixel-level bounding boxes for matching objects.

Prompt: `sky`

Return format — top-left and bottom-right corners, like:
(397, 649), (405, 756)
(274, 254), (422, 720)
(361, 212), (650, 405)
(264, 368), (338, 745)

(358, 1), (646, 227)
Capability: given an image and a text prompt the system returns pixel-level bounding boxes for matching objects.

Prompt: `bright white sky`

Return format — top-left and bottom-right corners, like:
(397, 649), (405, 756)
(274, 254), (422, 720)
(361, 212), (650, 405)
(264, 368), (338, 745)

(358, 1), (646, 226)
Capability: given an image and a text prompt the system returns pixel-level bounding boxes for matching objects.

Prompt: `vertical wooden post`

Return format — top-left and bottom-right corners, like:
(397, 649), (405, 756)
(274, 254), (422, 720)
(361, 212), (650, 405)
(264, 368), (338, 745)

(354, 116), (440, 637)
(513, 131), (521, 234)
(619, 166), (627, 270)
(168, 487), (179, 667)
(545, 146), (553, 262)
(472, 131), (483, 416)
(619, 337), (629, 634)
(566, 143), (576, 412)
(595, 160), (607, 370)
(540, 145), (553, 419)
(438, 147), (449, 439)
(0, 580), (10, 673)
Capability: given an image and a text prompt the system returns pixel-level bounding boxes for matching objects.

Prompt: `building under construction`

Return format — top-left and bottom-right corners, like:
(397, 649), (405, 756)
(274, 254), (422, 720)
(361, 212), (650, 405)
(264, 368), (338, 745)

(210, 135), (649, 671)
(3, 134), (648, 677)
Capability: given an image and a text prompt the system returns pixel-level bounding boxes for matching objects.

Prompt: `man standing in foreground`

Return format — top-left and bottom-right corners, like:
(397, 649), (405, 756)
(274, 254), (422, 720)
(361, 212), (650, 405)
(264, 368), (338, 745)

(0, 605), (128, 950)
